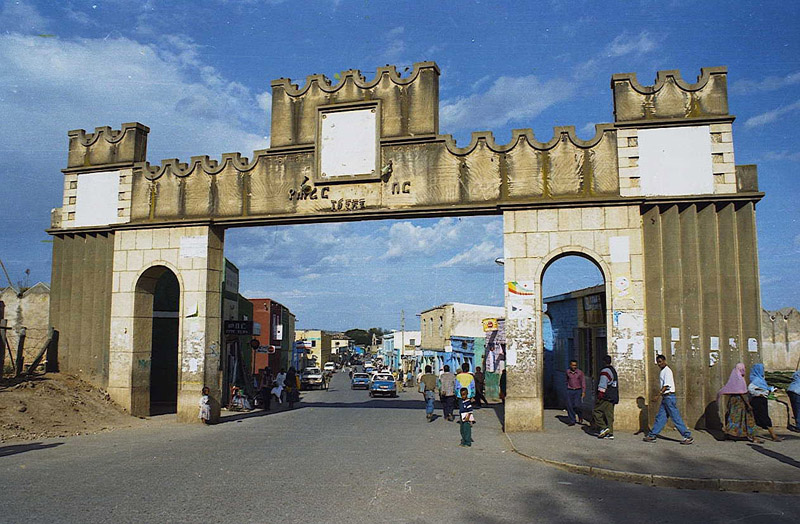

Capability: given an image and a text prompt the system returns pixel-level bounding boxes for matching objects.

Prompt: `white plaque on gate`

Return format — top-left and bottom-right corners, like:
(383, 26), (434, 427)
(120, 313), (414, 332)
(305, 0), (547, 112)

(318, 104), (378, 179)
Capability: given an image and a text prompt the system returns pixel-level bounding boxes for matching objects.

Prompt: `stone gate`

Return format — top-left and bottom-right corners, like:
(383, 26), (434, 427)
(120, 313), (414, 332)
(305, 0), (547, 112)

(48, 62), (764, 431)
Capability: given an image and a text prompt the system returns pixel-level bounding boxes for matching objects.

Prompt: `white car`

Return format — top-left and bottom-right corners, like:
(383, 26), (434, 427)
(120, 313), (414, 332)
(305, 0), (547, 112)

(324, 362), (336, 372)
(301, 367), (327, 390)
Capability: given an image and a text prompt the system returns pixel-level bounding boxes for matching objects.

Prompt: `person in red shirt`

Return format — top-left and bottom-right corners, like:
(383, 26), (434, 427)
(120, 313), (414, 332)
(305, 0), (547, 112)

(565, 360), (586, 426)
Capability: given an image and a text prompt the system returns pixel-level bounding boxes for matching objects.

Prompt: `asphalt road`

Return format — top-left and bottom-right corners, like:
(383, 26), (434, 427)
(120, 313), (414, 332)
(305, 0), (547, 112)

(0, 370), (796, 523)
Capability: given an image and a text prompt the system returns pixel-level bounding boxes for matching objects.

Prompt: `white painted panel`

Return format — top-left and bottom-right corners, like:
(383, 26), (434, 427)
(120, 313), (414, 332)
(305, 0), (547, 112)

(180, 236), (208, 258)
(638, 125), (713, 196)
(320, 108), (377, 177)
(74, 171), (120, 227)
(609, 236), (630, 263)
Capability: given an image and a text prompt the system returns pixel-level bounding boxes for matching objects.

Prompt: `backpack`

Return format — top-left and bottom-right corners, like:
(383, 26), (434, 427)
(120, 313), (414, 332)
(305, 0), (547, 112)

(604, 366), (619, 405)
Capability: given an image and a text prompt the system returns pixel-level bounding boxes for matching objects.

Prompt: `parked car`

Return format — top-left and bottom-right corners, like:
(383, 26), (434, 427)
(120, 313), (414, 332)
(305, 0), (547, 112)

(351, 372), (371, 390)
(324, 362), (336, 373)
(369, 373), (397, 398)
(301, 367), (327, 390)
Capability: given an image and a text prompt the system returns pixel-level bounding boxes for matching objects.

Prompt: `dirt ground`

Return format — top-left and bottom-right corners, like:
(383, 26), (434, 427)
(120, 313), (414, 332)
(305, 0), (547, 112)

(0, 373), (141, 443)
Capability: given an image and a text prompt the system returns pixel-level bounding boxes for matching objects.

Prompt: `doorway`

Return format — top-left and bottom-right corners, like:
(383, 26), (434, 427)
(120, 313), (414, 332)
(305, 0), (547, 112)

(540, 254), (606, 410)
(135, 265), (180, 416)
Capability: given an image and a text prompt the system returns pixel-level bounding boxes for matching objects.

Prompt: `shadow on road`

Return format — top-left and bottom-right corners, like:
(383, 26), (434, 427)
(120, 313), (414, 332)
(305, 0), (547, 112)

(747, 443), (800, 469)
(0, 442), (63, 458)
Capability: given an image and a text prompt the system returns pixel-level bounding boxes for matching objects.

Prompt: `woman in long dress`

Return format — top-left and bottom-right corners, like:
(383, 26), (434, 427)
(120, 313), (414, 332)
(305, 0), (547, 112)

(718, 363), (760, 442)
(748, 363), (782, 442)
(788, 371), (800, 432)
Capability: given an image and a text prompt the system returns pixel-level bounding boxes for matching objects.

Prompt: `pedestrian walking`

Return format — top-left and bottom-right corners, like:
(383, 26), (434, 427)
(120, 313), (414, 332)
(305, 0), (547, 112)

(456, 362), (476, 400)
(259, 367), (272, 411)
(457, 387), (475, 447)
(439, 365), (457, 421)
(198, 386), (211, 424)
(592, 355), (618, 439)
(786, 370), (800, 432)
(748, 363), (782, 442)
(420, 365), (437, 421)
(565, 360), (585, 426)
(718, 362), (761, 442)
(285, 367), (300, 409)
(499, 368), (507, 403)
(474, 366), (488, 408)
(643, 355), (693, 444)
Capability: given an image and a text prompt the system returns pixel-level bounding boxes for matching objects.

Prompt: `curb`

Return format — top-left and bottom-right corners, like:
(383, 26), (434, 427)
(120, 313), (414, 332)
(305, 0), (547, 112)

(504, 434), (800, 495)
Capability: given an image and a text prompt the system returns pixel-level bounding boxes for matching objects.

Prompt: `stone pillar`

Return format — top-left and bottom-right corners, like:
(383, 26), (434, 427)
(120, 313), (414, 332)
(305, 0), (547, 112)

(503, 206), (648, 432)
(108, 225), (224, 423)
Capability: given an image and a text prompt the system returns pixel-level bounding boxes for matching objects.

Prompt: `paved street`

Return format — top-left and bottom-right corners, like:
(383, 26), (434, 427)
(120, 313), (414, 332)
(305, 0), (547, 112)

(0, 371), (796, 523)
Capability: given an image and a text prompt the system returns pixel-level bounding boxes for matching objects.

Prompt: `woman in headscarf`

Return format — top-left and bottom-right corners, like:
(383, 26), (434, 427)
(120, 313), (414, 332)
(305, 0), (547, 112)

(748, 363), (782, 441)
(718, 363), (761, 442)
(787, 370), (800, 432)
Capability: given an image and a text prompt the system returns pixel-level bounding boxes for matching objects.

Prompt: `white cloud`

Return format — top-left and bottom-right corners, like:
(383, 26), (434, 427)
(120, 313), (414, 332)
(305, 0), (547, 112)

(435, 241), (502, 270)
(604, 31), (657, 58)
(0, 32), (269, 164)
(379, 26), (406, 64)
(731, 71), (800, 94)
(1, 0), (49, 33)
(440, 75), (575, 132)
(763, 150), (800, 162)
(743, 100), (800, 129)
(382, 218), (467, 259)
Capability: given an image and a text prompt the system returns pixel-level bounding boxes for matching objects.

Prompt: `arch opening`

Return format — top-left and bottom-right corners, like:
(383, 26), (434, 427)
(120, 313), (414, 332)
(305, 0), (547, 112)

(540, 253), (606, 414)
(134, 265), (180, 416)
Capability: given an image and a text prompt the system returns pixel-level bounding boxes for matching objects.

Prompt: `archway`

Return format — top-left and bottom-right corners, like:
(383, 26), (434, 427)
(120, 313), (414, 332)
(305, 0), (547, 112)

(134, 265), (180, 416)
(540, 254), (606, 415)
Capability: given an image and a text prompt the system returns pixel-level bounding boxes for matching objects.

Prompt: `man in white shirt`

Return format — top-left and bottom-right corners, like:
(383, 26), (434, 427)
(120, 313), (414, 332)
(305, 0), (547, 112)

(643, 355), (693, 445)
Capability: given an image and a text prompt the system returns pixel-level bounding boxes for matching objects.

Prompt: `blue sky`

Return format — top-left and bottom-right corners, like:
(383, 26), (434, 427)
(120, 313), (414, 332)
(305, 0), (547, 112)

(0, 1), (797, 331)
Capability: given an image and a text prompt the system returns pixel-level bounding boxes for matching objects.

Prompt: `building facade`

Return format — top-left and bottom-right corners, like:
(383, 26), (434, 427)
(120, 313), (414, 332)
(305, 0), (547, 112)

(250, 298), (296, 373)
(420, 303), (504, 373)
(295, 329), (332, 370)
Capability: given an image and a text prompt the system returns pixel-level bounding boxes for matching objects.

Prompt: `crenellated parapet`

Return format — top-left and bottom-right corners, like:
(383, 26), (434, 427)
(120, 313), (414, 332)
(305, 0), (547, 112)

(270, 61), (439, 147)
(66, 122), (149, 170)
(51, 62), (762, 233)
(611, 67), (729, 124)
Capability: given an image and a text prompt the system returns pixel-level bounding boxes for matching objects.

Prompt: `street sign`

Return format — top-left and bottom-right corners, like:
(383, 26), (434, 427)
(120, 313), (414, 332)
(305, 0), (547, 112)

(255, 345), (276, 354)
(224, 320), (253, 336)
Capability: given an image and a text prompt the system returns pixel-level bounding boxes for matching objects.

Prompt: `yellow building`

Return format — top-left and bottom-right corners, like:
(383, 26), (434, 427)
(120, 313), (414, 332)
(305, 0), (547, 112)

(295, 329), (332, 369)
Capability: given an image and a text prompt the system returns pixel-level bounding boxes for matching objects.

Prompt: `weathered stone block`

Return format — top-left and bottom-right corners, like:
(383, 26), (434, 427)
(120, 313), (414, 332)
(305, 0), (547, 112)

(605, 207), (629, 229)
(526, 233), (550, 257)
(558, 209), (581, 231)
(548, 231), (571, 251)
(503, 211), (516, 233)
(504, 233), (527, 259)
(505, 397), (544, 431)
(571, 231), (595, 251)
(581, 207), (604, 230)
(537, 209), (558, 231)
(126, 250), (144, 272)
(515, 210), (537, 233)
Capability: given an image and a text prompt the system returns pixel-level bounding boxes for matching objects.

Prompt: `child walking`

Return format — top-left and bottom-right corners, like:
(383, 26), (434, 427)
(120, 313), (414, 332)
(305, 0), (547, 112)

(199, 386), (211, 424)
(458, 387), (475, 447)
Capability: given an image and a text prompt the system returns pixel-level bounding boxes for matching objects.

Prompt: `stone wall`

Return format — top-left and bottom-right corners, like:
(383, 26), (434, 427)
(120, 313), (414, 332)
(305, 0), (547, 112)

(761, 307), (800, 371)
(1, 283), (50, 366)
(503, 205), (645, 431)
(108, 225), (224, 421)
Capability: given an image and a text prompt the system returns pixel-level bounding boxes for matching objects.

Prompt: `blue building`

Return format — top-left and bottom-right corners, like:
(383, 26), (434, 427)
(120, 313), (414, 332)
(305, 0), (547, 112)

(543, 285), (607, 409)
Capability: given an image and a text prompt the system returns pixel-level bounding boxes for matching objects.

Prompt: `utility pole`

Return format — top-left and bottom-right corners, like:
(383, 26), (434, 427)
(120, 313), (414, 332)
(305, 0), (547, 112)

(400, 309), (405, 372)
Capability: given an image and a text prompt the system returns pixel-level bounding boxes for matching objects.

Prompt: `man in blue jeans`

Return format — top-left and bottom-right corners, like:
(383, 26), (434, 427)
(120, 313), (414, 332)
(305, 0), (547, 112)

(644, 355), (693, 445)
